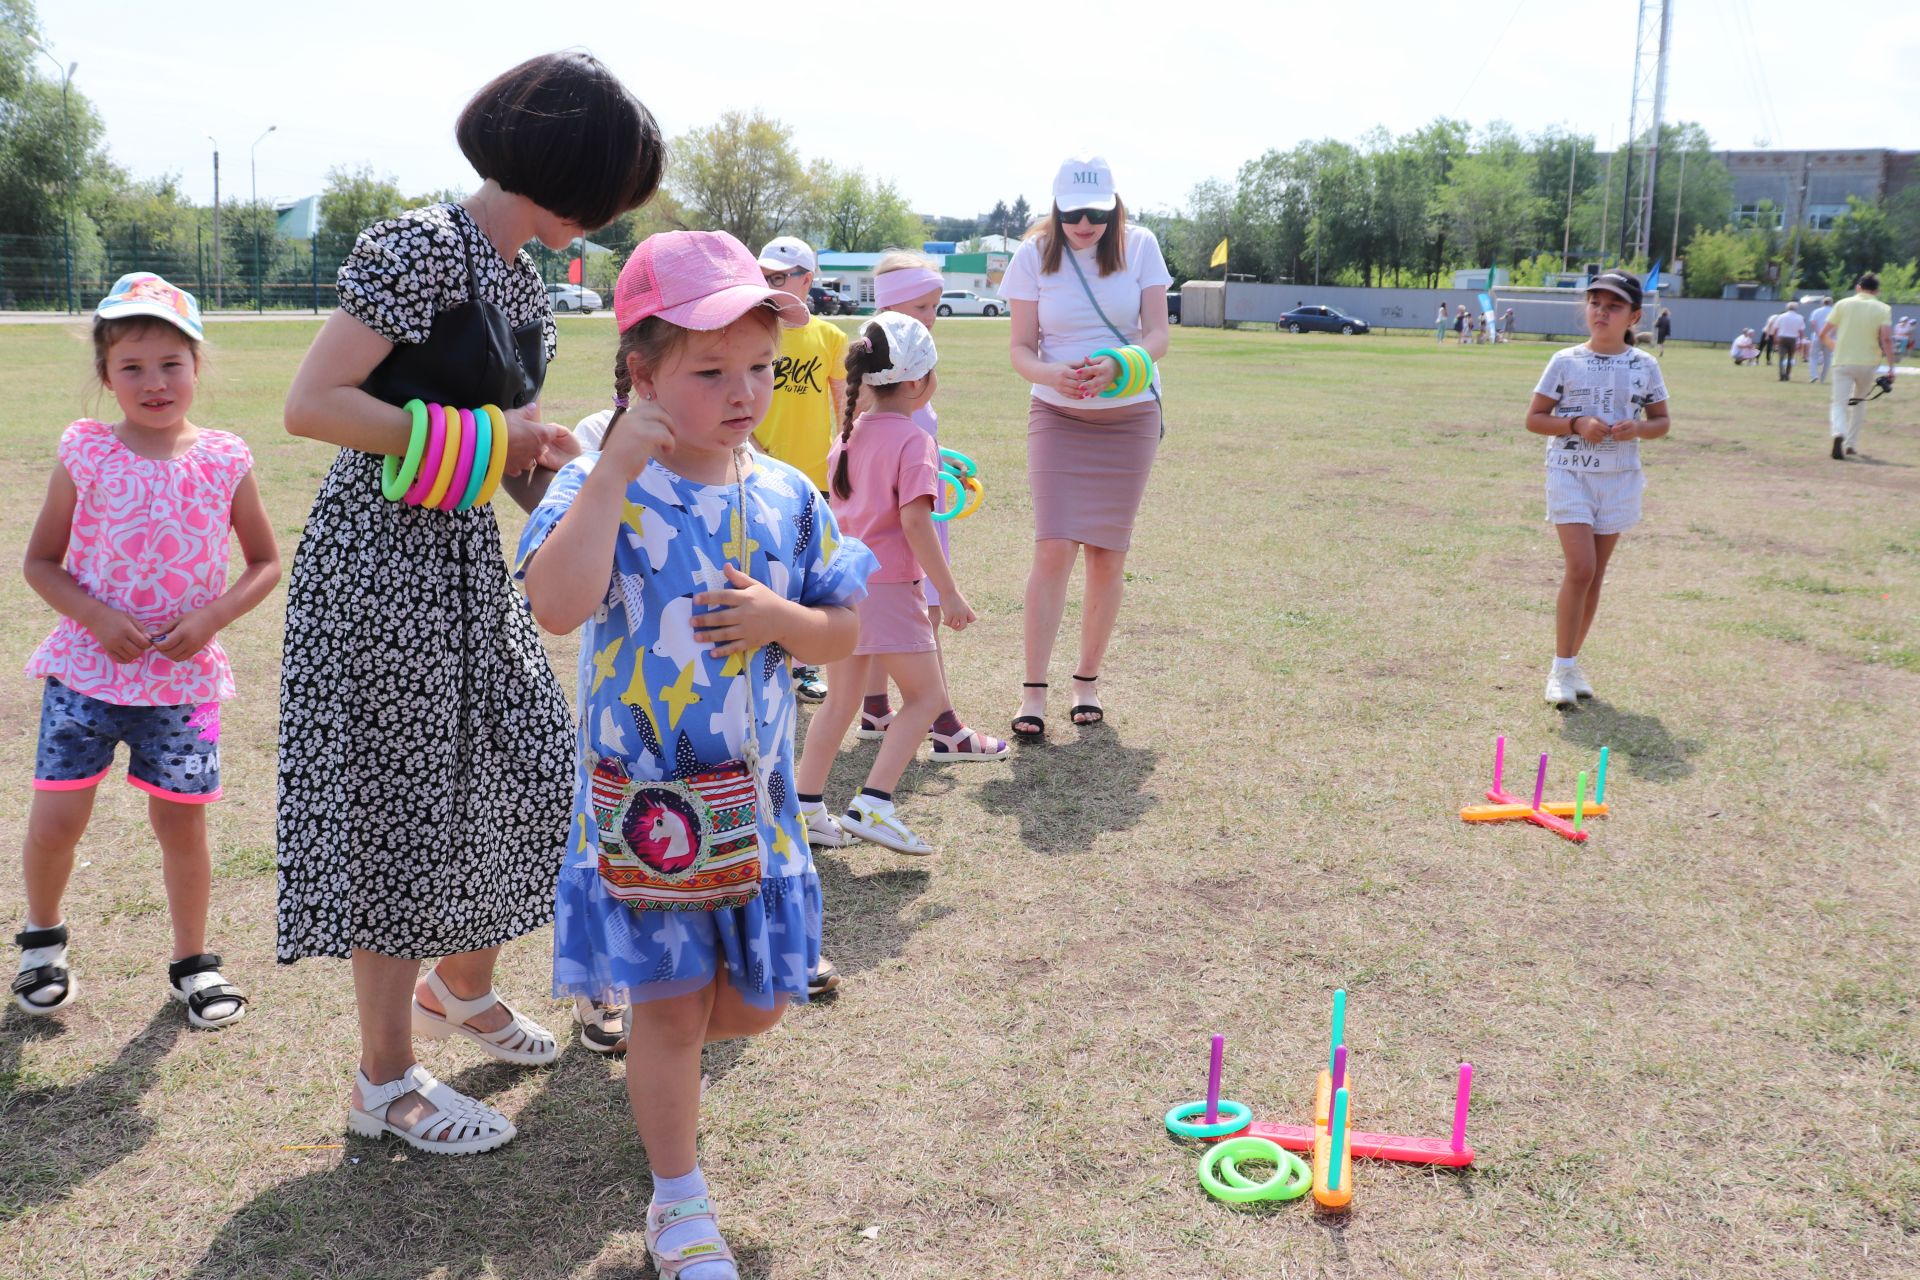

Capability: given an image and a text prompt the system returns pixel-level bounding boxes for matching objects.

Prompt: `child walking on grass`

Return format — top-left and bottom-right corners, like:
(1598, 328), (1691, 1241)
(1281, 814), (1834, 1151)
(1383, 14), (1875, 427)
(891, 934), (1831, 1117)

(15, 273), (281, 1026)
(1525, 270), (1670, 709)
(519, 230), (871, 1279)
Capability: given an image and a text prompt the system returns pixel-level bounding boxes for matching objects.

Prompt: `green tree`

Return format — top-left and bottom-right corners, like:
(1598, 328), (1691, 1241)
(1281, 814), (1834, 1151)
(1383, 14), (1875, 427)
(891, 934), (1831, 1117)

(319, 164), (404, 242)
(1830, 195), (1894, 280)
(1887, 186), (1920, 263)
(670, 109), (812, 249)
(1681, 226), (1759, 297)
(811, 165), (921, 252)
(1010, 195), (1031, 232)
(1434, 126), (1545, 270)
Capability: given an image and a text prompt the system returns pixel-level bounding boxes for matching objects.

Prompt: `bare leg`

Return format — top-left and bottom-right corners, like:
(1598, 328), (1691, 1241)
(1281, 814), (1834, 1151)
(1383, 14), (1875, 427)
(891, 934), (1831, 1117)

(147, 796), (210, 961)
(415, 944), (512, 1035)
(21, 787), (94, 928)
(625, 974), (785, 1178)
(1020, 539), (1079, 722)
(867, 651), (944, 793)
(351, 949), (439, 1131)
(1553, 524), (1599, 658)
(1073, 545), (1128, 721)
(1573, 533), (1621, 654)
(795, 654), (870, 797)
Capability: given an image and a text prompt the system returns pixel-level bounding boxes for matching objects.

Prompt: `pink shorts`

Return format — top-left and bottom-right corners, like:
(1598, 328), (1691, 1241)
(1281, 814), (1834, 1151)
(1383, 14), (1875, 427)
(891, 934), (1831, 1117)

(853, 580), (937, 655)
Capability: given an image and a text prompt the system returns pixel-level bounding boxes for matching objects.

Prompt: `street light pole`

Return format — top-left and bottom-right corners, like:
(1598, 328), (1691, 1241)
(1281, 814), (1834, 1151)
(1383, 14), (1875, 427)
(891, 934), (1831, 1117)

(28, 41), (77, 313)
(251, 125), (277, 208)
(208, 135), (222, 308)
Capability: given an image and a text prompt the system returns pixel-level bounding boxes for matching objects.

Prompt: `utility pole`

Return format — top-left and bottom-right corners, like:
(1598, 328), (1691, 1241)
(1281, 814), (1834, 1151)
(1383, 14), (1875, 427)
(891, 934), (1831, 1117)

(208, 136), (223, 308)
(1624, 0), (1673, 262)
(1670, 148), (1687, 262)
(1598, 145), (1616, 269)
(1562, 146), (1578, 268)
(28, 41), (77, 313)
(251, 125), (277, 208)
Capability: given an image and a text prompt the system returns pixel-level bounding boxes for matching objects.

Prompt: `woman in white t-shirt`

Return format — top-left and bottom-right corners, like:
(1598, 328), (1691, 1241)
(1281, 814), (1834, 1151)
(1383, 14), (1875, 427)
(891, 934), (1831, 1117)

(998, 155), (1172, 739)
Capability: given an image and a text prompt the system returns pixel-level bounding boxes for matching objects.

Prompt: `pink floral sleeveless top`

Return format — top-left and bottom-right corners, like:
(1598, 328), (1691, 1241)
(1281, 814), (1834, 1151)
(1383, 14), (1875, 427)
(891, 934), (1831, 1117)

(26, 419), (253, 705)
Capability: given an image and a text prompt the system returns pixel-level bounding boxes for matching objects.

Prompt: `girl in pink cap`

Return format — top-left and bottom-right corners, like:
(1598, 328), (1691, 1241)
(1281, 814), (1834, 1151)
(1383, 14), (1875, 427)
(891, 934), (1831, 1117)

(519, 230), (873, 1280)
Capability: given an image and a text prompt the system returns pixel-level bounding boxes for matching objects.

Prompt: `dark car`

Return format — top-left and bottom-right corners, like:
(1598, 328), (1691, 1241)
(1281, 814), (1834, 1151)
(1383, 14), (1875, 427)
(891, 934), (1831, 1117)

(1167, 291), (1181, 324)
(1279, 305), (1369, 335)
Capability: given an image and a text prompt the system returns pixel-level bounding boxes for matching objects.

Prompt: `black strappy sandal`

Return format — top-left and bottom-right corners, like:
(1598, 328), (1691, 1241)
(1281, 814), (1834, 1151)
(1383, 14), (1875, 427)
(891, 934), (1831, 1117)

(167, 953), (248, 1030)
(12, 923), (76, 1015)
(1012, 682), (1048, 741)
(1070, 674), (1104, 726)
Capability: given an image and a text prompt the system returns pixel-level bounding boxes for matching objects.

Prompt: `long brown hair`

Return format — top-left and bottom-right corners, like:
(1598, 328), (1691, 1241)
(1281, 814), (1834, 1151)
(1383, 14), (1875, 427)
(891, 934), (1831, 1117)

(1028, 198), (1129, 277)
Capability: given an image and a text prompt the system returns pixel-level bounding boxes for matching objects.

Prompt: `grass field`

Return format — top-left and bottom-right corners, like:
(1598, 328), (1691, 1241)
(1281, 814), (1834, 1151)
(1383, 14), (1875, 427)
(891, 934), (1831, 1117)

(1, 316), (1917, 1280)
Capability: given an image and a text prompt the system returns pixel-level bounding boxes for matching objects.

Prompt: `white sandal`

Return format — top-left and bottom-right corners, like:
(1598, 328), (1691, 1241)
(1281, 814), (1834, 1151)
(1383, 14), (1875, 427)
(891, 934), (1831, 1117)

(411, 969), (559, 1066)
(840, 796), (933, 856)
(347, 1064), (516, 1156)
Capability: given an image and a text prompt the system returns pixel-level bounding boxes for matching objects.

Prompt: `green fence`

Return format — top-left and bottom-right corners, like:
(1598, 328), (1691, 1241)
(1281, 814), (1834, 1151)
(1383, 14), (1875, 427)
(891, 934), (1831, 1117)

(0, 229), (634, 314)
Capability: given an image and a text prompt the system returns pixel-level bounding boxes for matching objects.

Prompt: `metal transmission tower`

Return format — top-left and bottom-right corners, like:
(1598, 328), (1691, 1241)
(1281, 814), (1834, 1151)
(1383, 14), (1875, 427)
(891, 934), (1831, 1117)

(1619, 0), (1673, 262)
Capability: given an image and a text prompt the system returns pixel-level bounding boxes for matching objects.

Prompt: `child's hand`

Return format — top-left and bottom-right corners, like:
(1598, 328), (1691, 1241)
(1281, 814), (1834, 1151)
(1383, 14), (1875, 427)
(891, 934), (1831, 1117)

(151, 607), (218, 661)
(502, 403), (568, 475)
(1607, 420), (1640, 442)
(1572, 416), (1609, 445)
(87, 608), (152, 663)
(940, 591), (976, 631)
(602, 401), (675, 481)
(538, 426), (584, 471)
(691, 564), (795, 657)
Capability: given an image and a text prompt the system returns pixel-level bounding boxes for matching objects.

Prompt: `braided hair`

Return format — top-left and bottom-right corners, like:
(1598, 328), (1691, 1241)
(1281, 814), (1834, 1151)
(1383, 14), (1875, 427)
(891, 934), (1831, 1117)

(833, 321), (894, 501)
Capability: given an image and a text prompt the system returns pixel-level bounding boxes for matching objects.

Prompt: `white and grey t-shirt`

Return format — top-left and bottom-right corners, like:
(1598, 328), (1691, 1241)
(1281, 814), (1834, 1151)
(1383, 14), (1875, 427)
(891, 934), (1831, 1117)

(1533, 344), (1669, 473)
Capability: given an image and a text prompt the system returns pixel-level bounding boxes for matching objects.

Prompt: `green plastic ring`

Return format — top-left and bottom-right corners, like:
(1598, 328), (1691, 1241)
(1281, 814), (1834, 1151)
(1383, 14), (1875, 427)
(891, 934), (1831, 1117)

(1164, 1099), (1252, 1139)
(1090, 347), (1128, 399)
(931, 469), (966, 524)
(456, 405), (496, 511)
(1199, 1138), (1312, 1204)
(938, 446), (976, 478)
(381, 399), (431, 501)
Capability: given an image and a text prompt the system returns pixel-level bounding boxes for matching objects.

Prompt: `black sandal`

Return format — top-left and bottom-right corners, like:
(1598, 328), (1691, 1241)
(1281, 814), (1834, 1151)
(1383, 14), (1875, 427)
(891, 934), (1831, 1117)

(1012, 682), (1048, 741)
(1070, 674), (1104, 726)
(12, 923), (75, 1015)
(168, 952), (248, 1030)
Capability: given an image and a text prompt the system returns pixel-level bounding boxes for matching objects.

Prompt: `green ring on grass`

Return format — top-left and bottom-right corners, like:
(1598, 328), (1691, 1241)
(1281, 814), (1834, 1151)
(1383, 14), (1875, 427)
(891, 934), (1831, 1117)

(1165, 1099), (1251, 1139)
(1198, 1137), (1311, 1204)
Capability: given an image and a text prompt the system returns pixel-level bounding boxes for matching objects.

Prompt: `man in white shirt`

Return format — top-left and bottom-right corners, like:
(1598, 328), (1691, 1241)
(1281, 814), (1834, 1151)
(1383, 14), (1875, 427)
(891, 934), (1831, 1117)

(1806, 296), (1835, 383)
(1771, 302), (1807, 382)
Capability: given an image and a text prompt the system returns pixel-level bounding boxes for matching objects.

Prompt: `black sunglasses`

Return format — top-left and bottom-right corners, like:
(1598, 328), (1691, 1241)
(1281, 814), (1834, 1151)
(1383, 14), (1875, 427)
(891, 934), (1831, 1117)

(1058, 207), (1113, 226)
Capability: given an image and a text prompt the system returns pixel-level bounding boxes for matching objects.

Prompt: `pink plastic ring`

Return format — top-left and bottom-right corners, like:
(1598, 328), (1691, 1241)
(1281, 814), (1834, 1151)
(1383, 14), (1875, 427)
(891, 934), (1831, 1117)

(440, 409), (479, 510)
(403, 404), (448, 505)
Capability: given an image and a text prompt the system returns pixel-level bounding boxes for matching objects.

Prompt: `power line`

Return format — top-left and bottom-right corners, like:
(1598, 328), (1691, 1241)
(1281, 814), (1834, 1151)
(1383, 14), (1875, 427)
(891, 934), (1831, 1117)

(1451, 0), (1531, 119)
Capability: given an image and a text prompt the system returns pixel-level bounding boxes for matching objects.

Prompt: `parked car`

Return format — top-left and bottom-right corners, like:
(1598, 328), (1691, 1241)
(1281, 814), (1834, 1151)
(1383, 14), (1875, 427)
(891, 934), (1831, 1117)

(1167, 291), (1181, 324)
(935, 290), (1006, 317)
(546, 283), (602, 314)
(808, 282), (856, 315)
(1278, 305), (1369, 335)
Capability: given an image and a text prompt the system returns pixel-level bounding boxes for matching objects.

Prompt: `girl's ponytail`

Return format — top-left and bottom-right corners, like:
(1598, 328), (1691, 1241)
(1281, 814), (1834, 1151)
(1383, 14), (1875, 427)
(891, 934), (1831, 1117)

(833, 324), (893, 501)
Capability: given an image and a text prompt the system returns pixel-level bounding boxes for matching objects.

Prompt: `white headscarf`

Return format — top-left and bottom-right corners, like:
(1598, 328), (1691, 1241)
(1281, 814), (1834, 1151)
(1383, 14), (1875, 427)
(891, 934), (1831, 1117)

(858, 312), (938, 386)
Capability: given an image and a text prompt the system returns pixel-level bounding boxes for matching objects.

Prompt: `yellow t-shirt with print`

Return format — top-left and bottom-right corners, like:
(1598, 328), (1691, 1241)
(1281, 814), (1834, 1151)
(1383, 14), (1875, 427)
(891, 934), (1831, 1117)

(753, 315), (848, 489)
(1828, 293), (1892, 367)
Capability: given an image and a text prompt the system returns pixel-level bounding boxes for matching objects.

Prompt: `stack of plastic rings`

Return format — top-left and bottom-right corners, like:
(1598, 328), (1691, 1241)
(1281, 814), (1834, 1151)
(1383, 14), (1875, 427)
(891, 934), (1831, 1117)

(1165, 1102), (1313, 1205)
(933, 446), (984, 524)
(1090, 344), (1155, 399)
(379, 398), (510, 511)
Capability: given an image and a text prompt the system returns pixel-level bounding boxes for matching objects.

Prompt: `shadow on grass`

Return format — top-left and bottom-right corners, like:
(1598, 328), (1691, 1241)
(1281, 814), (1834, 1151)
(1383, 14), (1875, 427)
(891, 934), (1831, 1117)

(1556, 698), (1701, 781)
(184, 1050), (779, 1280)
(0, 1004), (184, 1223)
(811, 858), (944, 987)
(974, 723), (1160, 854)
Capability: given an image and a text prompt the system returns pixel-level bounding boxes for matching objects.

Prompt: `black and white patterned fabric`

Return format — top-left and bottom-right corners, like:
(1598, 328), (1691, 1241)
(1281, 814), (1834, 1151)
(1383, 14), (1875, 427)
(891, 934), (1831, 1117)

(275, 204), (572, 963)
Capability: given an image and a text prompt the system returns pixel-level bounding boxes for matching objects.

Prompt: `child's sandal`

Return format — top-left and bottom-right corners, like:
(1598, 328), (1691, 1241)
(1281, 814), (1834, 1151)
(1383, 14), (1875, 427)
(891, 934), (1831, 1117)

(1011, 681), (1048, 741)
(348, 1064), (516, 1156)
(855, 707), (895, 740)
(647, 1193), (739, 1278)
(12, 924), (76, 1016)
(168, 952), (247, 1029)
(928, 725), (1011, 762)
(411, 969), (559, 1066)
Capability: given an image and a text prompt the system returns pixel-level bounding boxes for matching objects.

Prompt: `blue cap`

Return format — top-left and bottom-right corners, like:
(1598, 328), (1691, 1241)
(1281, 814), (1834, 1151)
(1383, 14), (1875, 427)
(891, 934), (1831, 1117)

(95, 272), (204, 342)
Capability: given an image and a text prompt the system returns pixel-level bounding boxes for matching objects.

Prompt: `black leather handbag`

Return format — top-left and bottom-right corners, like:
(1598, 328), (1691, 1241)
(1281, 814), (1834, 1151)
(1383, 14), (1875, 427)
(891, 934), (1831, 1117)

(360, 223), (547, 411)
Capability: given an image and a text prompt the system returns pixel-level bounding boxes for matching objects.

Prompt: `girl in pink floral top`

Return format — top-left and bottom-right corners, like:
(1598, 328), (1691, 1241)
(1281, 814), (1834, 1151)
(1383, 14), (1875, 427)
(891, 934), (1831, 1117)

(15, 273), (280, 1029)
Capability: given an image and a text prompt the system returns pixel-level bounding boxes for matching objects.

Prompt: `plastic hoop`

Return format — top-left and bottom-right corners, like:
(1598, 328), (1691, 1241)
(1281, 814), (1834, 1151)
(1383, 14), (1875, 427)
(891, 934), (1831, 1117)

(939, 446), (976, 478)
(956, 475), (985, 521)
(1199, 1137), (1312, 1204)
(381, 399), (430, 501)
(1164, 1099), (1252, 1139)
(932, 469), (966, 523)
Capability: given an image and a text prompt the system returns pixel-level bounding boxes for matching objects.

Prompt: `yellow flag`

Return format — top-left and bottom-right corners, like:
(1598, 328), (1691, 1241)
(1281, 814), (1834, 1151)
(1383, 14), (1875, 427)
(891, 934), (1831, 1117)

(1209, 238), (1229, 269)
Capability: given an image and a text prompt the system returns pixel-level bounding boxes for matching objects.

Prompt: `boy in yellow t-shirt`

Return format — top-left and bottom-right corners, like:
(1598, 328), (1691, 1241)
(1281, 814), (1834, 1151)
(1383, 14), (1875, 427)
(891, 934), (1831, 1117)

(754, 235), (847, 705)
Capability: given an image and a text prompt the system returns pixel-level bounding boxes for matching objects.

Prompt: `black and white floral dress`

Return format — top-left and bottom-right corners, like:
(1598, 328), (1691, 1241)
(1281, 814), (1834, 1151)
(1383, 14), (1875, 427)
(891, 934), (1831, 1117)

(276, 203), (573, 962)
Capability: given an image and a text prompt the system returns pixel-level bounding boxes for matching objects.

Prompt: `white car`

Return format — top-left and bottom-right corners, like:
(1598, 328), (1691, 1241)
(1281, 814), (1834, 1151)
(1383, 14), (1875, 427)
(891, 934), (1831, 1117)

(934, 290), (1006, 317)
(546, 283), (602, 314)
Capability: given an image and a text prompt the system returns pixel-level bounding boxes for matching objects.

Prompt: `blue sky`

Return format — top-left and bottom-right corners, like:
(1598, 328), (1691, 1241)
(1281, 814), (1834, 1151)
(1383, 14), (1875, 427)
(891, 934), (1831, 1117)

(40, 0), (1920, 218)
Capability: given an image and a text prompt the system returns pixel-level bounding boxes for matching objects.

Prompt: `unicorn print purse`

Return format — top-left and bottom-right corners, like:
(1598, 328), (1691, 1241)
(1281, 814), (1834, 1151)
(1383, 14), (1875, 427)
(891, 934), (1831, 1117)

(588, 452), (767, 913)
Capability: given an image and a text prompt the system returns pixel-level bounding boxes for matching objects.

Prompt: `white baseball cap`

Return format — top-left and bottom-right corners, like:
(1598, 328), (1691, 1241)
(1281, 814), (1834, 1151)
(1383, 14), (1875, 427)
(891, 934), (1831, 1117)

(1052, 154), (1117, 213)
(756, 235), (816, 275)
(858, 312), (938, 386)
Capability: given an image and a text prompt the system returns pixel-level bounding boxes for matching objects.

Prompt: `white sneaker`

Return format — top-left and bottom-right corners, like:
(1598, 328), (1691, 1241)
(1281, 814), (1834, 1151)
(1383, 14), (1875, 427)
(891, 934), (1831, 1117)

(840, 797), (933, 855)
(1544, 669), (1577, 708)
(1565, 663), (1595, 700)
(802, 806), (851, 848)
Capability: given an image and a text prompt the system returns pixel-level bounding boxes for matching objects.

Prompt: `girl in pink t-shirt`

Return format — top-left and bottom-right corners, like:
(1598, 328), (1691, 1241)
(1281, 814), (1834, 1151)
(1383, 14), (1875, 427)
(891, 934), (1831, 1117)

(14, 274), (280, 1027)
(793, 313), (1000, 856)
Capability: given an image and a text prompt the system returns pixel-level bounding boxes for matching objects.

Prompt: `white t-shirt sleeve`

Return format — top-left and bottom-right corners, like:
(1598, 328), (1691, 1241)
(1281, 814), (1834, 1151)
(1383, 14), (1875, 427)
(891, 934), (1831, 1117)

(1133, 228), (1174, 290)
(1533, 353), (1570, 403)
(1640, 355), (1670, 406)
(999, 239), (1041, 302)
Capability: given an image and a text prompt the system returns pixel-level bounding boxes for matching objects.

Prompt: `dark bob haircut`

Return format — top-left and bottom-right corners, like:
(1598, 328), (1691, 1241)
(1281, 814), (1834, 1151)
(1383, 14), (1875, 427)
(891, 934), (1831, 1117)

(456, 51), (664, 232)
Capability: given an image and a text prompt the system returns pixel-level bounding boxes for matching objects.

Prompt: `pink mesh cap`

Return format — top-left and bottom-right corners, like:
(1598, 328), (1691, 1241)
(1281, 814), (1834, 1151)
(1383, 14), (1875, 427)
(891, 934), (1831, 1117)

(614, 230), (810, 333)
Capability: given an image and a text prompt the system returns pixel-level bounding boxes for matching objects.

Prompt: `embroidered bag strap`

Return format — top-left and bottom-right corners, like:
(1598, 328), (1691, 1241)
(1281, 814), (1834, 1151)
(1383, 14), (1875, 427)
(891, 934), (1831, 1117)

(730, 451), (767, 807)
(1062, 244), (1165, 433)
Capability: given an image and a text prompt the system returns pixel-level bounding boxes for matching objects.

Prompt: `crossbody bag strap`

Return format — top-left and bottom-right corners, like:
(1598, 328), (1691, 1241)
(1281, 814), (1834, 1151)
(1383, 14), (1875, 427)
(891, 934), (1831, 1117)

(730, 452), (767, 801)
(1062, 244), (1165, 426)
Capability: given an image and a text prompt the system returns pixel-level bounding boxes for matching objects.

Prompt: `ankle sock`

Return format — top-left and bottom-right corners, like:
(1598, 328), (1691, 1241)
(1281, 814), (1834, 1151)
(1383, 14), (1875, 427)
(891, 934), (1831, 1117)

(651, 1166), (735, 1278)
(859, 786), (892, 803)
(862, 694), (892, 720)
(1552, 656), (1577, 673)
(931, 709), (964, 736)
(797, 793), (823, 807)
